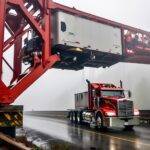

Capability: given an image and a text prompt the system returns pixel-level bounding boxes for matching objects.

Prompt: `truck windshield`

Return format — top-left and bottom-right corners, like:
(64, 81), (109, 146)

(101, 90), (124, 97)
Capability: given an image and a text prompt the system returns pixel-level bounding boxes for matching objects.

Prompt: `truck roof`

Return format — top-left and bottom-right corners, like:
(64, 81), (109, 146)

(91, 83), (123, 90)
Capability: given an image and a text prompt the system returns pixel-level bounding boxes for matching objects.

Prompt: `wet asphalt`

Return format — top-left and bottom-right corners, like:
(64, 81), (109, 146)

(24, 115), (150, 150)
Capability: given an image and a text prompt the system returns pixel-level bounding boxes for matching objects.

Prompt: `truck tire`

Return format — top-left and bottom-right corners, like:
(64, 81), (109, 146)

(69, 111), (73, 123)
(73, 111), (78, 124)
(77, 112), (82, 125)
(96, 113), (104, 130)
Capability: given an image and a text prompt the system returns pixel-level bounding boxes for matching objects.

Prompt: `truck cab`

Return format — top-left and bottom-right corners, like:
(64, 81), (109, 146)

(69, 81), (139, 130)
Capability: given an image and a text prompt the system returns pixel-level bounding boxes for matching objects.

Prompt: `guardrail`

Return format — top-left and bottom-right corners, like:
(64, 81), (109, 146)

(25, 111), (68, 119)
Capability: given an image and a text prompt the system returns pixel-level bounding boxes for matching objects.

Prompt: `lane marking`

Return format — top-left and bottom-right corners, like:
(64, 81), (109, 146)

(69, 124), (150, 147)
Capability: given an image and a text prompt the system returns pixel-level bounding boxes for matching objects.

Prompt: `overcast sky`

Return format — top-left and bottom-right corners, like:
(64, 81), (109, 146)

(54, 0), (150, 31)
(13, 0), (150, 110)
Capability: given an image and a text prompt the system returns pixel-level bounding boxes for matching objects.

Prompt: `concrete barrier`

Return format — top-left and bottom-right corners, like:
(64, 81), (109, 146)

(24, 111), (68, 120)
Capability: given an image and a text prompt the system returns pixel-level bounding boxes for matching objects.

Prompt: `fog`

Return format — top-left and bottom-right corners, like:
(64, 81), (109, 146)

(13, 0), (150, 110)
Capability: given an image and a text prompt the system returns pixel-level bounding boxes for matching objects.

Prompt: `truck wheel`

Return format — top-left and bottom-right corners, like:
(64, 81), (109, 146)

(77, 112), (82, 125)
(96, 113), (104, 130)
(69, 111), (73, 123)
(73, 111), (78, 124)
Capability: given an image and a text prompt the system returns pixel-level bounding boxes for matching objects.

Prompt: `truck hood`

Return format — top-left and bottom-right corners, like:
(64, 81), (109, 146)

(103, 96), (130, 102)
(117, 98), (130, 101)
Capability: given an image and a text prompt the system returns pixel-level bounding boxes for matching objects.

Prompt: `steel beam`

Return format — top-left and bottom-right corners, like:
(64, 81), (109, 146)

(0, 0), (6, 78)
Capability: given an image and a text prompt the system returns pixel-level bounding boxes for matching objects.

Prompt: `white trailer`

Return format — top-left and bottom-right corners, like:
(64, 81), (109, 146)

(52, 11), (123, 70)
(75, 92), (89, 109)
(52, 11), (122, 55)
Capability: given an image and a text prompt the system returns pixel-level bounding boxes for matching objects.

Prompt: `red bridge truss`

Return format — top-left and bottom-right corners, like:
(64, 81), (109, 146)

(0, 0), (149, 105)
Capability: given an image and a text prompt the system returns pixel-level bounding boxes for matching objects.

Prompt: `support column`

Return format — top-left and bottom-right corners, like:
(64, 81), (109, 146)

(43, 0), (51, 64)
(0, 0), (6, 79)
(11, 37), (22, 84)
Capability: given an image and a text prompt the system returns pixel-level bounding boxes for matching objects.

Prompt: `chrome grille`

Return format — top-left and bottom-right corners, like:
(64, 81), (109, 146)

(118, 100), (133, 117)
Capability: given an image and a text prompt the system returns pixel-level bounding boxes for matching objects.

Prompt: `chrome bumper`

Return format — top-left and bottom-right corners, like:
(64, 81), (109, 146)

(103, 116), (139, 128)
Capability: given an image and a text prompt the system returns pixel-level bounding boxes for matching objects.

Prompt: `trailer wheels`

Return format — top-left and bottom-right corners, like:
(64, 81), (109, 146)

(69, 111), (78, 124)
(77, 112), (82, 125)
(69, 111), (73, 123)
(73, 111), (78, 124)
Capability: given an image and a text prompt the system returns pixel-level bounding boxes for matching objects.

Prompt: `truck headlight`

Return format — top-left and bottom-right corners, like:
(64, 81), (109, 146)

(134, 109), (139, 116)
(105, 111), (116, 117)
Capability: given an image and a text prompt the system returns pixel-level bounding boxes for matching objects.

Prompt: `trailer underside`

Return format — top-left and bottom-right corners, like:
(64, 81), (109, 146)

(52, 45), (123, 70)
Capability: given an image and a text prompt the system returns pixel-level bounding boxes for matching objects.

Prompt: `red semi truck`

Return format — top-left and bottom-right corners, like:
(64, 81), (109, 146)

(69, 80), (139, 129)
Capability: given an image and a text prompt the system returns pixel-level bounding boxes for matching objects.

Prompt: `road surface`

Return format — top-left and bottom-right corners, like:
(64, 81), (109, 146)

(24, 115), (150, 150)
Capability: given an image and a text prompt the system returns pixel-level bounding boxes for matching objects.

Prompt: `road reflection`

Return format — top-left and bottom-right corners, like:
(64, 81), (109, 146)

(24, 115), (150, 150)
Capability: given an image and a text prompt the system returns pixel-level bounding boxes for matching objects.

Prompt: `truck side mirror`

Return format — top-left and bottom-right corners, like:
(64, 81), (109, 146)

(128, 90), (132, 98)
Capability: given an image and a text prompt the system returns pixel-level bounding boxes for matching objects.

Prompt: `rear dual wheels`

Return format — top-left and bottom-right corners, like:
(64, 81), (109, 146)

(69, 111), (77, 124)
(73, 112), (77, 124)
(69, 111), (73, 123)
(69, 111), (82, 125)
(77, 112), (82, 125)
